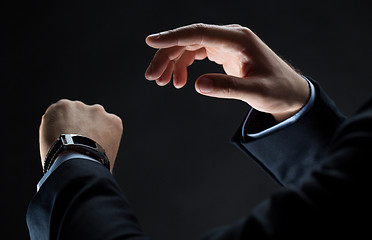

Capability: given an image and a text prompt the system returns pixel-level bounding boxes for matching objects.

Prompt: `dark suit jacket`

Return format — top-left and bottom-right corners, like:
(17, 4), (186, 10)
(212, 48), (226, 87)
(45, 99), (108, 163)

(27, 80), (372, 239)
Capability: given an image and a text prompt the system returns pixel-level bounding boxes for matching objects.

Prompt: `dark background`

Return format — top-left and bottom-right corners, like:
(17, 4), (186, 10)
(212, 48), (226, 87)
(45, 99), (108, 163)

(2, 0), (372, 239)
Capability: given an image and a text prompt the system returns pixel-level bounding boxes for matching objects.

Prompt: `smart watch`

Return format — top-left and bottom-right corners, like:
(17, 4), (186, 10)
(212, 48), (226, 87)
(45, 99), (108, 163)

(43, 134), (110, 174)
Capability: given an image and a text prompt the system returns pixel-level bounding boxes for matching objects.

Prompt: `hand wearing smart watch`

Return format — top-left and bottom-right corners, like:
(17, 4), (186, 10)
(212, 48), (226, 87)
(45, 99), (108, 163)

(39, 99), (123, 173)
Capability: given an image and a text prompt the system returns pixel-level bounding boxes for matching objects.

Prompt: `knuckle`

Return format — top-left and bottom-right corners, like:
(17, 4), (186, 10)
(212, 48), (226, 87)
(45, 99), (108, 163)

(57, 99), (72, 104)
(192, 23), (207, 30)
(192, 23), (207, 35)
(230, 24), (242, 28)
(190, 23), (208, 45)
(167, 28), (176, 35)
(45, 103), (56, 112)
(238, 26), (254, 37)
(55, 99), (71, 108)
(111, 114), (123, 130)
(74, 100), (87, 107)
(92, 104), (105, 112)
(45, 99), (70, 115)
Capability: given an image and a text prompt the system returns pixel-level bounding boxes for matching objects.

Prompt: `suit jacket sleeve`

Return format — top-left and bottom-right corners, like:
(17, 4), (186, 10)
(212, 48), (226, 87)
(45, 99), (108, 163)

(26, 159), (150, 240)
(197, 81), (370, 238)
(232, 79), (346, 187)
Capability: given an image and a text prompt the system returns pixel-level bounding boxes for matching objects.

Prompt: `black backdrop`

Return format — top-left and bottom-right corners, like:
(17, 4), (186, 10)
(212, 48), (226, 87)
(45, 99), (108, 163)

(2, 0), (372, 239)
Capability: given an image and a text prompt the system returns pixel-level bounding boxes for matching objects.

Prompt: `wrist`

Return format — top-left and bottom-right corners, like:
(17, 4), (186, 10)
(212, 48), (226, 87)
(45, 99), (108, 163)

(42, 134), (110, 174)
(272, 75), (311, 122)
(272, 110), (299, 122)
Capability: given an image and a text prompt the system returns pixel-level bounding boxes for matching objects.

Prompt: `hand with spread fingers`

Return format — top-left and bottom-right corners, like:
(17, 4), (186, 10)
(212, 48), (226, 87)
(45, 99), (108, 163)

(145, 23), (310, 122)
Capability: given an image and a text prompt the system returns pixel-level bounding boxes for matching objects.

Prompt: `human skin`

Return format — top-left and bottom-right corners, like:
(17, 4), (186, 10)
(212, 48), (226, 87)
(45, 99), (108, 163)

(39, 99), (123, 172)
(145, 23), (310, 122)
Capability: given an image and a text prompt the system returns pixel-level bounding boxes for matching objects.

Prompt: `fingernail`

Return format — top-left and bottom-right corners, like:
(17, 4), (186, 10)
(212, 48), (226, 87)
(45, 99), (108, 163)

(147, 33), (160, 38)
(198, 78), (214, 93)
(156, 79), (166, 86)
(148, 31), (168, 39)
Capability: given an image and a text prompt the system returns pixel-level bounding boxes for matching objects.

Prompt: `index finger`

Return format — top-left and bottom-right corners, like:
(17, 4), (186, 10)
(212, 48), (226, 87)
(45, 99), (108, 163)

(145, 23), (252, 51)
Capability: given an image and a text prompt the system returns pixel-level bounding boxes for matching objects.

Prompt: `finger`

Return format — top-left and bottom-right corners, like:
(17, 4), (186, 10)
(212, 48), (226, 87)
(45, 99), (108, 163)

(173, 48), (207, 88)
(146, 23), (249, 51)
(195, 73), (253, 101)
(156, 60), (174, 86)
(145, 46), (184, 80)
(223, 24), (242, 28)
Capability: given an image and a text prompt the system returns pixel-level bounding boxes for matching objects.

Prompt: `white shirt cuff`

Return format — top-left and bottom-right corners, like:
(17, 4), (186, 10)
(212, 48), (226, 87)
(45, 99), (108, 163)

(243, 76), (316, 138)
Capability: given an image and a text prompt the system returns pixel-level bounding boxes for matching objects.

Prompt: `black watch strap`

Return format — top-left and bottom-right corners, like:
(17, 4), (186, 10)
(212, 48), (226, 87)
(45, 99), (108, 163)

(43, 134), (110, 174)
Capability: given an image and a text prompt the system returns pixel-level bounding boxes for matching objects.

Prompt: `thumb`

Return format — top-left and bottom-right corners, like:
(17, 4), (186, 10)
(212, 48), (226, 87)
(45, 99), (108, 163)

(195, 74), (249, 101)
